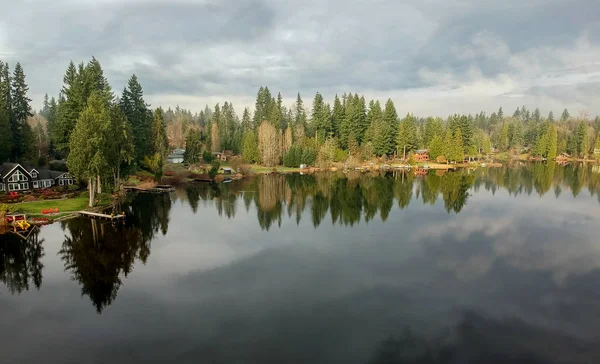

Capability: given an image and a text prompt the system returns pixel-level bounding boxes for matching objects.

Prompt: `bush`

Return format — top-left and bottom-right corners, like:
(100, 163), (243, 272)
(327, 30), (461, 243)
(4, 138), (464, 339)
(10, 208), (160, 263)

(202, 150), (215, 163)
(436, 155), (447, 164)
(407, 152), (416, 165)
(229, 156), (243, 172)
(67, 185), (78, 191)
(208, 160), (220, 180)
(334, 148), (347, 162)
(142, 153), (163, 174)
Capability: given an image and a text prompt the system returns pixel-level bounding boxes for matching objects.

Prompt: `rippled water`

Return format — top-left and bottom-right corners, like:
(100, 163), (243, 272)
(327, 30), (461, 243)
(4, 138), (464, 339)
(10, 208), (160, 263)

(2, 163), (600, 363)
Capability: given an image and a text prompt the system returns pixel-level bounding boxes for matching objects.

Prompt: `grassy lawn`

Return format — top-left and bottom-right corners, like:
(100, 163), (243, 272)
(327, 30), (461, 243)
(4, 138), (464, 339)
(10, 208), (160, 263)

(245, 164), (302, 173)
(14, 193), (89, 215)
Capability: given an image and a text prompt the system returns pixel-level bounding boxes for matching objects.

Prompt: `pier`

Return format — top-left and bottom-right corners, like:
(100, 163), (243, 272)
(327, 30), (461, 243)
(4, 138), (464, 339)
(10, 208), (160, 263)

(77, 211), (126, 220)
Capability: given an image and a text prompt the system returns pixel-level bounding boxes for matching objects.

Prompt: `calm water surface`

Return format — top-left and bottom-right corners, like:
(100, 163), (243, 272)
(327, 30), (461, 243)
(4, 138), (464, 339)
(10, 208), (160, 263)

(2, 164), (600, 363)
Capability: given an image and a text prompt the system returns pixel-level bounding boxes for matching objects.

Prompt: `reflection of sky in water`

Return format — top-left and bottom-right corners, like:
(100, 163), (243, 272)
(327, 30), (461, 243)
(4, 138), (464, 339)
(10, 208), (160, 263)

(2, 167), (600, 363)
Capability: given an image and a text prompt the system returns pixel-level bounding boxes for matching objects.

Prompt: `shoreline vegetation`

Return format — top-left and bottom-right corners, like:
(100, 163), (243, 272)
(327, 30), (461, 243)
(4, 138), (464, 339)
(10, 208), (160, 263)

(1, 56), (599, 219)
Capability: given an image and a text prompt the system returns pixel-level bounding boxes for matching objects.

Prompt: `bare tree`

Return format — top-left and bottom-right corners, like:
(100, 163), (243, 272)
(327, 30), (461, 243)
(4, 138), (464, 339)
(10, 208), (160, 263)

(258, 121), (280, 167)
(211, 123), (221, 152)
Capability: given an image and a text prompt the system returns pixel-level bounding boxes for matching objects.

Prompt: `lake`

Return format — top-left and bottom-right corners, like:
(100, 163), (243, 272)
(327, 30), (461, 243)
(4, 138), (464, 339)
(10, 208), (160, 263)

(2, 163), (600, 363)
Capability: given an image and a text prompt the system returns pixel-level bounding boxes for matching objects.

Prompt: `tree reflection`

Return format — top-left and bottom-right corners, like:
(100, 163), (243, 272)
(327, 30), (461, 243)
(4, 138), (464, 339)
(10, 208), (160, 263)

(59, 218), (151, 313)
(0, 228), (44, 294)
(175, 163), (600, 230)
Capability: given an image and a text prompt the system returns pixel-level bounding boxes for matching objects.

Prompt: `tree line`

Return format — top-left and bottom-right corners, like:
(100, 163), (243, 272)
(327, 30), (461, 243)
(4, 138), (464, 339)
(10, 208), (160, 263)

(182, 87), (600, 167)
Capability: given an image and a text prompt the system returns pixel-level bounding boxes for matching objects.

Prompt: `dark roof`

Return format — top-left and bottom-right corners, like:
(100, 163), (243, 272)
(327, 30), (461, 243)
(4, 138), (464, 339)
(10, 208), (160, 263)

(35, 169), (64, 180)
(0, 163), (19, 177)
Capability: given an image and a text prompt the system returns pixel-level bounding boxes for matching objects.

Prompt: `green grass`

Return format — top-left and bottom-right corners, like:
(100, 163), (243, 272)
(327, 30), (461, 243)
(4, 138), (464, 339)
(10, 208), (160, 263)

(14, 193), (90, 215)
(246, 165), (302, 173)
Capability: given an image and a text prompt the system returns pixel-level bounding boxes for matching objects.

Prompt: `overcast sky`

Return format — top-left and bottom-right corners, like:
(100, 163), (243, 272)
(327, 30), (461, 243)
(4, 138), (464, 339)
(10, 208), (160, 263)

(1, 0), (599, 117)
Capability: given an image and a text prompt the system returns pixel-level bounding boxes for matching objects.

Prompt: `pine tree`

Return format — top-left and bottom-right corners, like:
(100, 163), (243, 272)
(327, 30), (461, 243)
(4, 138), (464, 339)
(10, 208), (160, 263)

(561, 108), (570, 122)
(443, 129), (454, 161)
(184, 129), (202, 164)
(120, 74), (152, 162)
(576, 121), (588, 158)
(548, 111), (554, 122)
(311, 92), (329, 144)
(498, 107), (504, 119)
(107, 104), (134, 187)
(533, 108), (541, 122)
(241, 107), (252, 132)
(396, 113), (418, 155)
(452, 128), (464, 162)
(332, 94), (344, 139)
(10, 62), (34, 161)
(547, 124), (558, 159)
(428, 135), (444, 160)
(242, 130), (260, 163)
(152, 108), (169, 160)
(0, 61), (12, 161)
(423, 117), (443, 147)
(365, 100), (385, 155)
(382, 99), (398, 155)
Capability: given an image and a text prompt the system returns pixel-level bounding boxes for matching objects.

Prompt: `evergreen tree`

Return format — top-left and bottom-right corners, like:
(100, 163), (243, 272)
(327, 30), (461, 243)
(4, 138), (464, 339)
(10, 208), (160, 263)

(253, 86), (272, 127)
(498, 107), (504, 119)
(120, 74), (152, 162)
(10, 62), (34, 161)
(423, 117), (443, 147)
(106, 104), (134, 187)
(452, 128), (464, 162)
(242, 130), (260, 163)
(396, 113), (418, 155)
(184, 129), (202, 164)
(576, 121), (588, 158)
(151, 108), (169, 160)
(382, 99), (399, 155)
(311, 92), (330, 144)
(594, 135), (600, 160)
(482, 134), (492, 155)
(443, 129), (454, 161)
(332, 94), (344, 139)
(547, 124), (558, 159)
(54, 61), (84, 154)
(561, 108), (570, 121)
(0, 61), (12, 161)
(365, 100), (385, 155)
(428, 135), (444, 160)
(548, 111), (554, 122)
(241, 107), (252, 132)
(533, 108), (541, 122)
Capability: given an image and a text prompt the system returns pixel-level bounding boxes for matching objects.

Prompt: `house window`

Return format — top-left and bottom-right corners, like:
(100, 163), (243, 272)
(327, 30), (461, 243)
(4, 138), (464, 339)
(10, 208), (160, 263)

(8, 170), (28, 182)
(0, 184), (4, 191)
(44, 180), (52, 188)
(31, 172), (38, 178)
(33, 181), (39, 188)
(8, 182), (28, 191)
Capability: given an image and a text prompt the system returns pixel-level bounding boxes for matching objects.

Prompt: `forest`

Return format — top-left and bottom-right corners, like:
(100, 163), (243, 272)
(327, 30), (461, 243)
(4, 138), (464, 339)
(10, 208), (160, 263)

(1, 56), (600, 199)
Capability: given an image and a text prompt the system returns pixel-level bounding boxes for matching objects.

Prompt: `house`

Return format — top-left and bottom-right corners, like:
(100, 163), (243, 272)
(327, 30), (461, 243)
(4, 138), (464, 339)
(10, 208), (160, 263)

(213, 150), (233, 162)
(220, 167), (233, 175)
(414, 150), (429, 162)
(167, 148), (185, 164)
(0, 163), (76, 193)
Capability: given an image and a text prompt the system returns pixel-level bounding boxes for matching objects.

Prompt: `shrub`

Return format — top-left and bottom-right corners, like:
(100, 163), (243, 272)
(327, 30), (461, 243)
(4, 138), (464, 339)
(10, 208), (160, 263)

(436, 155), (447, 164)
(67, 185), (78, 191)
(208, 160), (220, 180)
(334, 148), (347, 162)
(202, 150), (215, 163)
(229, 156), (243, 172)
(142, 153), (163, 174)
(317, 138), (338, 168)
(407, 152), (416, 165)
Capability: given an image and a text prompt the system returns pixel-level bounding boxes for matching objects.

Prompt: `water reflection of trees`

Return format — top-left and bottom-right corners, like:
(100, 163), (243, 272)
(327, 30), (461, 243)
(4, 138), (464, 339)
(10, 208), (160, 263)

(178, 163), (600, 230)
(0, 228), (44, 294)
(59, 193), (171, 313)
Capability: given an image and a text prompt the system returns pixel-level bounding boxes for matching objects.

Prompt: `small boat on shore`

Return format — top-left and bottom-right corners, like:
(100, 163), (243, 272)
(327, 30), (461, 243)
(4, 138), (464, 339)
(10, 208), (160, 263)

(6, 213), (31, 232)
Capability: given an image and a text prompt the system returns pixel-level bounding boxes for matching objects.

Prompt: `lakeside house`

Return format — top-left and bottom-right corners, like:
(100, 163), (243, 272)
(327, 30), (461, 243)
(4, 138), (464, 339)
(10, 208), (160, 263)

(414, 150), (430, 162)
(167, 148), (185, 164)
(0, 163), (76, 194)
(213, 150), (233, 162)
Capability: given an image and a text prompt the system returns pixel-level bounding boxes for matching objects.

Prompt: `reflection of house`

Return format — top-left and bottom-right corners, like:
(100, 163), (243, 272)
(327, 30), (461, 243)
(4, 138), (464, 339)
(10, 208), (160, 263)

(0, 163), (76, 193)
(414, 150), (429, 162)
(213, 150), (233, 162)
(167, 148), (185, 164)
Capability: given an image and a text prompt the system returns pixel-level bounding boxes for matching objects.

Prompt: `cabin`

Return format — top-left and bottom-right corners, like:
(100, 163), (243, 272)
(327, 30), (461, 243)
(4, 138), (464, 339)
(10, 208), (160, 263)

(220, 167), (233, 175)
(414, 150), (429, 162)
(167, 148), (185, 164)
(0, 163), (76, 194)
(212, 150), (233, 162)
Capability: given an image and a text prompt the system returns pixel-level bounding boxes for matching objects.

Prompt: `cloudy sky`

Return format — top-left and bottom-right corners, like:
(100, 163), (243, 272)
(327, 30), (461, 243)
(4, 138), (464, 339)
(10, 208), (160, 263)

(1, 0), (599, 117)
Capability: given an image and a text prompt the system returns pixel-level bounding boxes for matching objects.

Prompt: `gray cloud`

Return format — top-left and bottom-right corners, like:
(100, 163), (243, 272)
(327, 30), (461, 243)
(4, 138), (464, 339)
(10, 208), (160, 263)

(0, 0), (598, 116)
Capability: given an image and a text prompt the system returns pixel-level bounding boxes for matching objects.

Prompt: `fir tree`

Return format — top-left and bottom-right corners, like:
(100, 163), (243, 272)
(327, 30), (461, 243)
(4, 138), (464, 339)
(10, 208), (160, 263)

(332, 94), (344, 139)
(382, 99), (399, 155)
(184, 129), (202, 164)
(120, 74), (152, 162)
(548, 111), (554, 122)
(10, 62), (34, 161)
(151, 108), (169, 160)
(428, 135), (444, 160)
(397, 113), (418, 155)
(547, 124), (558, 159)
(561, 108), (570, 121)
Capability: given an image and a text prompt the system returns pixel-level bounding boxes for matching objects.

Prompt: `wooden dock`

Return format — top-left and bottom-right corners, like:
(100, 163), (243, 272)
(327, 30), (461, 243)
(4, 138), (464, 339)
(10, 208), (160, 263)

(124, 185), (175, 193)
(77, 211), (126, 220)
